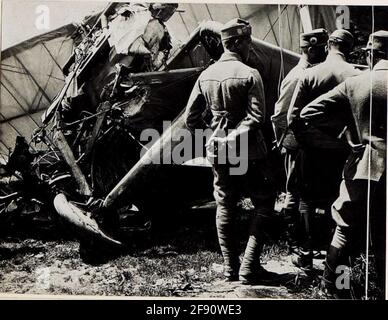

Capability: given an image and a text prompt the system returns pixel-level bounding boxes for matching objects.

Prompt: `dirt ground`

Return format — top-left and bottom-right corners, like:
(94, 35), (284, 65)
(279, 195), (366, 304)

(0, 238), (326, 298)
(0, 206), (330, 299)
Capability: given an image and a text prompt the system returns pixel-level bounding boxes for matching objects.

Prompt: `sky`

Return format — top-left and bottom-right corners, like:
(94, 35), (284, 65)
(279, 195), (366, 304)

(3, 0), (388, 50)
(1, 0), (108, 49)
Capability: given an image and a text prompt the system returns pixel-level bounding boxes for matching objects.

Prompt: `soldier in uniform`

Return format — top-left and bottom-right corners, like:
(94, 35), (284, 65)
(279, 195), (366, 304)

(184, 19), (277, 284)
(271, 29), (328, 252)
(287, 29), (362, 270)
(300, 30), (388, 298)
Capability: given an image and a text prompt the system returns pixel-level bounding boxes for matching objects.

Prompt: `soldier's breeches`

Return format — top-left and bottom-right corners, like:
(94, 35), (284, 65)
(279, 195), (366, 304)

(284, 149), (301, 249)
(330, 226), (349, 250)
(331, 179), (368, 228)
(284, 149), (300, 211)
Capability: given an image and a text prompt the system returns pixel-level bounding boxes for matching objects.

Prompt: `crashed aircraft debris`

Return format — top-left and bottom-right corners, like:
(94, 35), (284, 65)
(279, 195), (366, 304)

(2, 2), (329, 255)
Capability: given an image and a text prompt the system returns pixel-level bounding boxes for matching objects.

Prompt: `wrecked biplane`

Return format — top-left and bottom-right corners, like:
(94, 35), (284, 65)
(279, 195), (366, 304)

(1, 3), (302, 253)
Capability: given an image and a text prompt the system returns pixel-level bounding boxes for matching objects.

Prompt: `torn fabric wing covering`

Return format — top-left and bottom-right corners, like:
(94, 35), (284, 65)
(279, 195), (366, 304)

(0, 24), (79, 157)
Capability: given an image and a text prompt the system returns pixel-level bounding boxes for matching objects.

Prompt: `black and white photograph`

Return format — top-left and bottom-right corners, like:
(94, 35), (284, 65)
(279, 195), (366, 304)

(0, 0), (387, 301)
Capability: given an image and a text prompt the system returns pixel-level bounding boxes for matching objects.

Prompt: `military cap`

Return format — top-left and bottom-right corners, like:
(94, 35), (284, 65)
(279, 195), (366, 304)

(363, 30), (388, 54)
(220, 18), (252, 41)
(329, 29), (354, 48)
(300, 28), (328, 48)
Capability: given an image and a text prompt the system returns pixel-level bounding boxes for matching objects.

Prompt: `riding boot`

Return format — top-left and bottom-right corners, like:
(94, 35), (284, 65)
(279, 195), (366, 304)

(239, 213), (286, 285)
(239, 213), (266, 278)
(216, 205), (240, 281)
(321, 245), (350, 299)
(283, 207), (300, 253)
(292, 200), (313, 270)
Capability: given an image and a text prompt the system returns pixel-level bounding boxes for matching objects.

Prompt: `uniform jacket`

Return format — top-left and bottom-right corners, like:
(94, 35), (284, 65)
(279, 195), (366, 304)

(287, 51), (362, 149)
(300, 59), (388, 181)
(271, 57), (312, 148)
(184, 51), (267, 159)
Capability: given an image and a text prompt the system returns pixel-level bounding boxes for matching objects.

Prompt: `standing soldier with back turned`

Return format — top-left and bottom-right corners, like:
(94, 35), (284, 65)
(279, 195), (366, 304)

(184, 19), (279, 284)
(271, 29), (328, 253)
(287, 29), (362, 270)
(300, 30), (388, 298)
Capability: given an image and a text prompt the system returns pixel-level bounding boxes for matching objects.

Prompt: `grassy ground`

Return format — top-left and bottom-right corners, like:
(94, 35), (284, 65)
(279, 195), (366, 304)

(0, 206), (319, 298)
(0, 205), (382, 299)
(0, 239), (317, 298)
